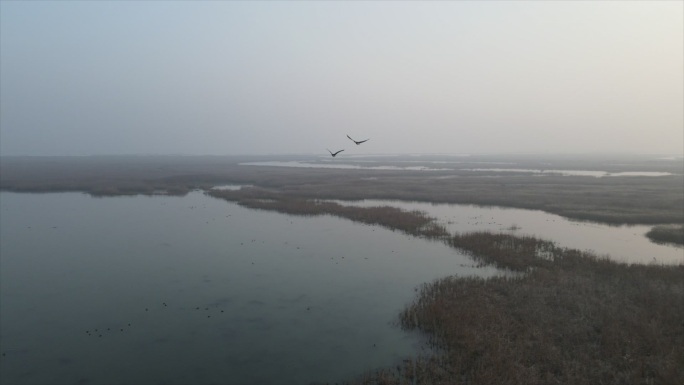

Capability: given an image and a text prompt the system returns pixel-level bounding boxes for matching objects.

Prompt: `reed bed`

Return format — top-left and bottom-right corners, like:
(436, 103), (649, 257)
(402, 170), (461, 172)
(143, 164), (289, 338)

(447, 232), (557, 272)
(349, 233), (684, 385)
(209, 190), (449, 238)
(646, 224), (684, 246)
(3, 155), (682, 225)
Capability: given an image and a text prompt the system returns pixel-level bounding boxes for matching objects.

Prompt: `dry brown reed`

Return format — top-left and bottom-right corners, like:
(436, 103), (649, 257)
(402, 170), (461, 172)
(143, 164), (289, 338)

(2, 155), (682, 225)
(347, 233), (684, 385)
(646, 224), (684, 246)
(448, 232), (557, 271)
(209, 190), (449, 239)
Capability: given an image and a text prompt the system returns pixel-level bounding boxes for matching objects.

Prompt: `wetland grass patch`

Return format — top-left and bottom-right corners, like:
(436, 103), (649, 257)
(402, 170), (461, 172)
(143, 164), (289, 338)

(646, 224), (684, 246)
(208, 189), (449, 238)
(3, 155), (682, 225)
(352, 233), (684, 385)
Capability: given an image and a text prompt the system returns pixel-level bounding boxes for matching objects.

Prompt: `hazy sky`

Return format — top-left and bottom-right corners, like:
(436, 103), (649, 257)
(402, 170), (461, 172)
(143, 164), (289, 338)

(1, 1), (682, 156)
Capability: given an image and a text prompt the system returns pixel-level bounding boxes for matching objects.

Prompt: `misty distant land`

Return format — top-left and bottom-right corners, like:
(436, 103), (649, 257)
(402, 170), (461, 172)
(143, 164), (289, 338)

(1, 153), (682, 225)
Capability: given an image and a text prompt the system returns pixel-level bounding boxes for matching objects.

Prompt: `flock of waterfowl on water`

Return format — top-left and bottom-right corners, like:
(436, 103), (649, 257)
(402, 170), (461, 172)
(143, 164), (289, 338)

(74, 214), (378, 345)
(83, 301), (229, 339)
(326, 134), (369, 157)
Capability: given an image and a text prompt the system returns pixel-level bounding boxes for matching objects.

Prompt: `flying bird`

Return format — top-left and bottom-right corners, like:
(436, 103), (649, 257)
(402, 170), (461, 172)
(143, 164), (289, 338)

(327, 149), (344, 157)
(347, 135), (369, 145)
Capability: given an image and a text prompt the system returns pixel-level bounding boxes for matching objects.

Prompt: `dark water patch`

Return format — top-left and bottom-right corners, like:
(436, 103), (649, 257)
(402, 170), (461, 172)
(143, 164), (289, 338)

(57, 357), (73, 366)
(1, 192), (492, 385)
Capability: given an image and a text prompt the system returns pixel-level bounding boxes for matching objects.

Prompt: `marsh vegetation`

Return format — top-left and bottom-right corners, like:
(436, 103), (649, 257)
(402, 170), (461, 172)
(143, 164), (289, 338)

(380, 233), (683, 385)
(386, 243), (684, 385)
(646, 224), (684, 246)
(2, 154), (682, 225)
(208, 190), (449, 239)
(207, 191), (684, 384)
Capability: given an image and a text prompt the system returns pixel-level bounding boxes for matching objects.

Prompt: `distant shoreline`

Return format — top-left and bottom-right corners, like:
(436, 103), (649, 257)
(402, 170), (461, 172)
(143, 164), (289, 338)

(1, 154), (683, 225)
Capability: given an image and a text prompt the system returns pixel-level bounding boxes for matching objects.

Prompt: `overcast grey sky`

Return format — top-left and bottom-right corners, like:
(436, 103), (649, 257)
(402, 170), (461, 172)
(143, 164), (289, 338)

(1, 1), (682, 156)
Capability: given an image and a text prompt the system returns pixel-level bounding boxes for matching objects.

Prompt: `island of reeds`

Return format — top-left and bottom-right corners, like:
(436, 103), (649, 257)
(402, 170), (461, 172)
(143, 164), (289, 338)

(646, 224), (684, 246)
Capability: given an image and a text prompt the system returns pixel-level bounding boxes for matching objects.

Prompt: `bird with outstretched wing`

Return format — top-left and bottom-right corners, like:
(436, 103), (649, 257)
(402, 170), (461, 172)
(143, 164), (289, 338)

(347, 135), (369, 145)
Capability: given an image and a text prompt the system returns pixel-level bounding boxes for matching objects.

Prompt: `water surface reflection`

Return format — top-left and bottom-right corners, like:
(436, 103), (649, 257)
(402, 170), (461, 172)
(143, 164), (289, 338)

(0, 192), (497, 385)
(332, 200), (683, 264)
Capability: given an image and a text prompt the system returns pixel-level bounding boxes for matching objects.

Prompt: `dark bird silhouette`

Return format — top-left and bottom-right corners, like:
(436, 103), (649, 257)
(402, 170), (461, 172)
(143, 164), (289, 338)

(347, 135), (369, 145)
(327, 149), (344, 157)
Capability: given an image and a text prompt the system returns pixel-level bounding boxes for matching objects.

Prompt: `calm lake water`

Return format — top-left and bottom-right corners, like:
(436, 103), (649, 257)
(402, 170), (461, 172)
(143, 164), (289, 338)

(333, 200), (683, 265)
(0, 192), (500, 385)
(240, 157), (680, 176)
